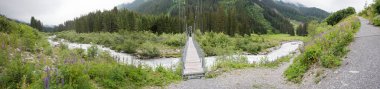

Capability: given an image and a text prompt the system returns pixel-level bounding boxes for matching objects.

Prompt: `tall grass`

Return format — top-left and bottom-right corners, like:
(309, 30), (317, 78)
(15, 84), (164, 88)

(206, 55), (253, 78)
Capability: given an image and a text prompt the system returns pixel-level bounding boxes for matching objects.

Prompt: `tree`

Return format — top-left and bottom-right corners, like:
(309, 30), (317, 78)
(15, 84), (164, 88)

(296, 23), (308, 36)
(324, 7), (356, 25)
(30, 16), (43, 31)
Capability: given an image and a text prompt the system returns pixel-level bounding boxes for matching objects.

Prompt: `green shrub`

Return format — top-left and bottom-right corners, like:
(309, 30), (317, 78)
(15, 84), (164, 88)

(87, 45), (98, 59)
(320, 54), (341, 68)
(138, 42), (161, 59)
(301, 45), (322, 65)
(373, 0), (380, 14)
(121, 40), (138, 53)
(88, 63), (129, 89)
(284, 58), (308, 83)
(324, 7), (356, 25)
(373, 15), (380, 26)
(0, 54), (36, 89)
(162, 33), (185, 47)
(59, 63), (93, 89)
(0, 17), (11, 33)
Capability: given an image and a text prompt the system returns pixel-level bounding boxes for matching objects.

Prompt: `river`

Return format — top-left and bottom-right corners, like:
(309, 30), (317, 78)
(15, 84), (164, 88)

(48, 35), (303, 70)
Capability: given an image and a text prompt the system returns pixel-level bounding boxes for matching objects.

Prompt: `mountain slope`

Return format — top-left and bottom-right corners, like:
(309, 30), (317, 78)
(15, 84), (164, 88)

(120, 0), (329, 22)
(271, 1), (329, 22)
(118, 0), (329, 35)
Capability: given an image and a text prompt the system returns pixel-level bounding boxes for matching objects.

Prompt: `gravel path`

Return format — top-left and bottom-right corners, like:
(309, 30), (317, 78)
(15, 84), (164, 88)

(302, 17), (380, 89)
(166, 53), (300, 89)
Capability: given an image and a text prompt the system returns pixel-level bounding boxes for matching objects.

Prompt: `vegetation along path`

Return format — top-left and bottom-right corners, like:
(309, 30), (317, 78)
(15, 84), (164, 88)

(302, 17), (380, 89)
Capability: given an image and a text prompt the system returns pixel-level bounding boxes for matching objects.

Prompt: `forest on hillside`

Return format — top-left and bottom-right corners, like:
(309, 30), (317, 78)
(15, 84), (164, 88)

(54, 0), (329, 36)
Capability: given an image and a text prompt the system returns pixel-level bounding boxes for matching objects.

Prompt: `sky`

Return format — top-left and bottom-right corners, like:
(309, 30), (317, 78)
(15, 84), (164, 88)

(282, 0), (372, 12)
(0, 0), (373, 25)
(0, 0), (134, 25)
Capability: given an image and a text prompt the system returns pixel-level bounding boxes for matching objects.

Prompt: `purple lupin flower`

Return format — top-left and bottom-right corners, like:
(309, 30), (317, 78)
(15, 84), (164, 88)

(44, 77), (49, 89)
(44, 67), (50, 89)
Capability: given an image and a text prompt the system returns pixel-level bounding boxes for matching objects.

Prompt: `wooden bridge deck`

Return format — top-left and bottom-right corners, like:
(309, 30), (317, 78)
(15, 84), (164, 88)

(183, 37), (205, 76)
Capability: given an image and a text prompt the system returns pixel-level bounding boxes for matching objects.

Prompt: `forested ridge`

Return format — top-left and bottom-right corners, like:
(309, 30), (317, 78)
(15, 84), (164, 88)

(55, 0), (329, 36)
(55, 7), (183, 34)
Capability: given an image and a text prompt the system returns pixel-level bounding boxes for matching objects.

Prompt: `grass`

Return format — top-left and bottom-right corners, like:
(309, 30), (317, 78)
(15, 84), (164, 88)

(258, 55), (293, 68)
(284, 15), (361, 83)
(206, 55), (254, 78)
(206, 54), (296, 78)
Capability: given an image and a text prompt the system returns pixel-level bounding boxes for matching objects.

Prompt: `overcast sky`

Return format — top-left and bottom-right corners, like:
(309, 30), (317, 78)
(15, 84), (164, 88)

(0, 0), (373, 25)
(281, 0), (372, 13)
(0, 0), (134, 25)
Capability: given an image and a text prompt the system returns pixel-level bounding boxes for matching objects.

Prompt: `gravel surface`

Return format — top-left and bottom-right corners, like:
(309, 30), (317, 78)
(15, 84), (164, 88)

(301, 17), (380, 89)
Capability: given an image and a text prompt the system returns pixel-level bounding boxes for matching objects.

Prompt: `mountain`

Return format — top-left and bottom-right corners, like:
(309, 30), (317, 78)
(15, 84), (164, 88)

(119, 0), (329, 22)
(117, 0), (151, 10)
(58, 0), (329, 36)
(271, 1), (330, 22)
(116, 0), (329, 35)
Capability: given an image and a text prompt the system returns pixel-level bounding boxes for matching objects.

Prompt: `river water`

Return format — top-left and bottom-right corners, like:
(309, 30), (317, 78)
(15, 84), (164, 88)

(48, 35), (303, 70)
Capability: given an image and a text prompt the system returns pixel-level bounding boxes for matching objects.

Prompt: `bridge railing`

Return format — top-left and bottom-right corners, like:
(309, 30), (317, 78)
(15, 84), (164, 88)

(181, 28), (206, 76)
(181, 31), (190, 76)
(191, 33), (206, 72)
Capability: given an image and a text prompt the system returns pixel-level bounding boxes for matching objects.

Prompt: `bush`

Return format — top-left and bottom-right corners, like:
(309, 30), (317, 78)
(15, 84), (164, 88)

(373, 0), (380, 14)
(87, 45), (98, 59)
(162, 33), (185, 47)
(88, 63), (130, 89)
(321, 54), (341, 68)
(0, 17), (11, 33)
(0, 54), (36, 89)
(324, 7), (356, 25)
(373, 15), (380, 26)
(284, 59), (308, 83)
(138, 42), (161, 59)
(59, 64), (93, 89)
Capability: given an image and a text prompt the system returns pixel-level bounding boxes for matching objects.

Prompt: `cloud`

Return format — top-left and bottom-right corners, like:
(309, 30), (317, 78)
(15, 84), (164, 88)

(281, 0), (371, 13)
(0, 0), (134, 25)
